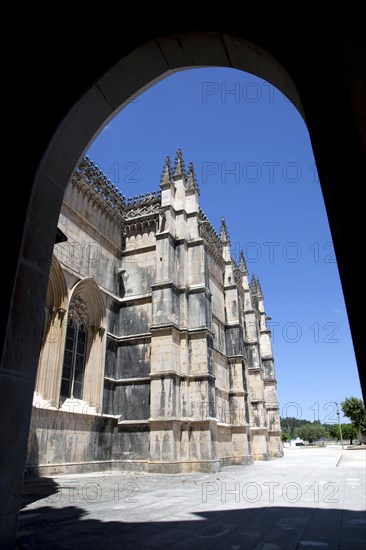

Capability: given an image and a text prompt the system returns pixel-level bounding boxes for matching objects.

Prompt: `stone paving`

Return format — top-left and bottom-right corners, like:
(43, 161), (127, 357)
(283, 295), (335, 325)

(17, 447), (366, 549)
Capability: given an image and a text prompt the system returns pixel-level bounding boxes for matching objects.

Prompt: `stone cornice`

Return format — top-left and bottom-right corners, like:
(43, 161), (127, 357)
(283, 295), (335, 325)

(198, 208), (225, 269)
(123, 216), (159, 236)
(125, 190), (161, 208)
(149, 371), (216, 381)
(106, 331), (151, 342)
(72, 157), (126, 226)
(72, 158), (163, 234)
(105, 376), (150, 384)
(150, 323), (215, 337)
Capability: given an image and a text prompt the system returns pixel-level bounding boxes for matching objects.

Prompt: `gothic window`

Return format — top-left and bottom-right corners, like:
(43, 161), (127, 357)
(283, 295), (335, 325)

(60, 295), (88, 400)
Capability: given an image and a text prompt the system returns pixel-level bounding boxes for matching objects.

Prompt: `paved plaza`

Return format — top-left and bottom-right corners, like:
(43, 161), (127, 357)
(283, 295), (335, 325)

(17, 447), (365, 549)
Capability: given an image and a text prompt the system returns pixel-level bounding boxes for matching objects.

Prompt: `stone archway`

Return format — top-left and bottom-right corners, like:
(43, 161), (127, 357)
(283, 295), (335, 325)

(0, 30), (359, 546)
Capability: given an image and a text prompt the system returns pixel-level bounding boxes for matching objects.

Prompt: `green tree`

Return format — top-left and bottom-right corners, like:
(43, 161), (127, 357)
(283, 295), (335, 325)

(360, 416), (366, 436)
(327, 423), (357, 445)
(327, 424), (338, 440)
(341, 397), (366, 443)
(280, 417), (311, 438)
(281, 431), (291, 442)
(341, 424), (357, 445)
(295, 423), (327, 444)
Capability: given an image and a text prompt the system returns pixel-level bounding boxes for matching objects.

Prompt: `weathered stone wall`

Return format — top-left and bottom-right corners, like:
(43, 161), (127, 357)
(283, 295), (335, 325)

(55, 187), (122, 297)
(26, 407), (116, 476)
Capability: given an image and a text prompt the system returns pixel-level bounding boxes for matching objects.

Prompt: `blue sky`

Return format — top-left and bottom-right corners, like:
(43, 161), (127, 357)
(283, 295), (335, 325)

(87, 67), (362, 423)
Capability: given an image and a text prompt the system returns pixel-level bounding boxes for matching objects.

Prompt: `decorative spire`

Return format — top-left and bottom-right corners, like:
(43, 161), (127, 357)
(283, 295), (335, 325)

(256, 276), (263, 298)
(160, 156), (172, 185)
(220, 217), (230, 243)
(250, 273), (263, 298)
(187, 161), (200, 194)
(250, 273), (258, 294)
(174, 148), (185, 177)
(239, 250), (248, 274)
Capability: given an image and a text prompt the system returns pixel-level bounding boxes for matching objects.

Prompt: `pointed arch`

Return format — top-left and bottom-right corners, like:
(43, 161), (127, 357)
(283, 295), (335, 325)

(43, 255), (68, 339)
(35, 256), (68, 404)
(60, 277), (106, 411)
(70, 277), (106, 332)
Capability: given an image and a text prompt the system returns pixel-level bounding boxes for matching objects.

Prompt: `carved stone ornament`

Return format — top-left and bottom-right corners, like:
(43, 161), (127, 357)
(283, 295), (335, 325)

(68, 294), (88, 326)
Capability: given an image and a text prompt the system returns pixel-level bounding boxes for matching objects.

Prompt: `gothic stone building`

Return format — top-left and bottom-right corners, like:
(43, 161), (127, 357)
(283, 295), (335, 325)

(27, 150), (283, 475)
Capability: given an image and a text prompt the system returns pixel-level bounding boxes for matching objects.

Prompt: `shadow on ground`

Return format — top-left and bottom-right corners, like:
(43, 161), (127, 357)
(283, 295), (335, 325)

(17, 500), (366, 549)
(20, 476), (60, 509)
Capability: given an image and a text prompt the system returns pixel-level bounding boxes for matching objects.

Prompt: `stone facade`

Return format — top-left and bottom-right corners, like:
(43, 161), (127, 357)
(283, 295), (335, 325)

(27, 151), (283, 475)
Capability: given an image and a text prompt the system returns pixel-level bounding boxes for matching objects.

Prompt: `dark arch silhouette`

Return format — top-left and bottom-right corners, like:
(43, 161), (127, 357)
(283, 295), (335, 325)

(1, 13), (365, 547)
